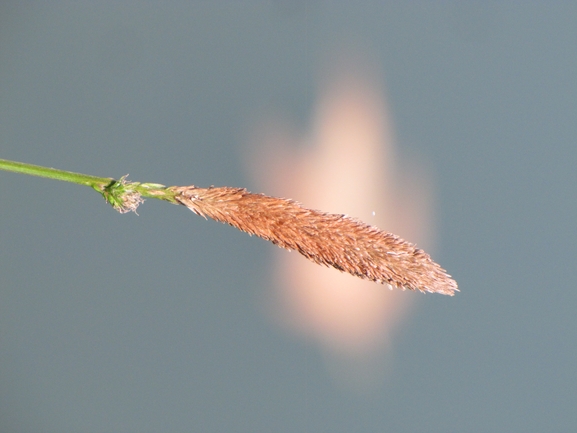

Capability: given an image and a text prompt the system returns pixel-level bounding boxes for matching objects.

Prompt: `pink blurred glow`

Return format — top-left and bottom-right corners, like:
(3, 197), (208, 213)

(247, 54), (436, 386)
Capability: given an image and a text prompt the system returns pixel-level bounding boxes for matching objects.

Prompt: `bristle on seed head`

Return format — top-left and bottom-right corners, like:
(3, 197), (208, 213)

(170, 185), (458, 295)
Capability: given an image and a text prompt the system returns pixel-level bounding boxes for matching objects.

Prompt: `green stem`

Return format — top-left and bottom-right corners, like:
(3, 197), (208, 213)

(0, 158), (113, 187)
(0, 157), (178, 213)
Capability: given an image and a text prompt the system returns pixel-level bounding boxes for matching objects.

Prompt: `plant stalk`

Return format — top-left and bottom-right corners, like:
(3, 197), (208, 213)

(0, 158), (113, 187)
(0, 157), (178, 213)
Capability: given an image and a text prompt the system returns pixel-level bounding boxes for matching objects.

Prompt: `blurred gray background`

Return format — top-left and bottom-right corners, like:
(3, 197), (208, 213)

(1, 2), (576, 432)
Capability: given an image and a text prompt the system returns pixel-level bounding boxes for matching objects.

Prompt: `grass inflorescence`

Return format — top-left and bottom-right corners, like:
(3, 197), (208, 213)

(0, 158), (458, 295)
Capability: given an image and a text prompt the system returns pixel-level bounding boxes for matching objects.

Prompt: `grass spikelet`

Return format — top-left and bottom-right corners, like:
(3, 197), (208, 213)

(171, 185), (458, 295)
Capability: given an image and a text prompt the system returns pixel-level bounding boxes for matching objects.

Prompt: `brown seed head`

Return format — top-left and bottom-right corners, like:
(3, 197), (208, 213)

(170, 185), (458, 295)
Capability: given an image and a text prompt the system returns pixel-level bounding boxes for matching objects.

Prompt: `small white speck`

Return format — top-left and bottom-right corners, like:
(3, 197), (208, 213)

(372, 211), (376, 216)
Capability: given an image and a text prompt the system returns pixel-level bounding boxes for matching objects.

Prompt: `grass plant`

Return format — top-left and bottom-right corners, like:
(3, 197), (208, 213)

(0, 157), (458, 295)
